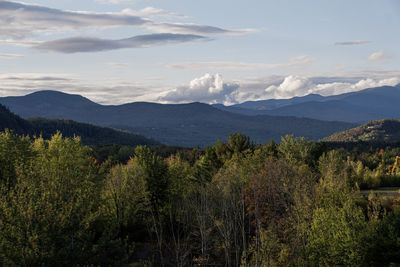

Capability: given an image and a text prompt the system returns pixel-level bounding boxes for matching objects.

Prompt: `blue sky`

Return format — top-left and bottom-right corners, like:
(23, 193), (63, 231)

(0, 0), (399, 104)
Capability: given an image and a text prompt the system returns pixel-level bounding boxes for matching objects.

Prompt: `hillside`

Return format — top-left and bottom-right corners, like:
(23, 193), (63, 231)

(325, 120), (400, 143)
(0, 91), (355, 147)
(0, 104), (157, 146)
(0, 104), (32, 134)
(216, 85), (400, 123)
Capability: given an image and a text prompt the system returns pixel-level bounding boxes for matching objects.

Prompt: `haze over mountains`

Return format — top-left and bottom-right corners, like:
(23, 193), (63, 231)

(0, 90), (354, 147)
(215, 85), (400, 123)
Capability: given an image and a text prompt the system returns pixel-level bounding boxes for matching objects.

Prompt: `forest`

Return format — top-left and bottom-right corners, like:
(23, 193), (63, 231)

(1, 130), (400, 266)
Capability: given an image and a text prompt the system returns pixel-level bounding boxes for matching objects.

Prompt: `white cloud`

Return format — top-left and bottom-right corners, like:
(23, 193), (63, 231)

(160, 73), (240, 104)
(108, 62), (130, 68)
(368, 51), (386, 61)
(0, 1), (247, 39)
(0, 53), (23, 59)
(265, 76), (400, 99)
(265, 76), (312, 98)
(1, 72), (399, 105)
(159, 73), (400, 105)
(121, 7), (187, 18)
(0, 72), (168, 104)
(95, 0), (136, 4)
(167, 55), (314, 70)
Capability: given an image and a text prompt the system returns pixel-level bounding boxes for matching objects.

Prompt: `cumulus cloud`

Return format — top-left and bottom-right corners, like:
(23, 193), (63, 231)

(160, 74), (240, 104)
(35, 33), (207, 53)
(160, 72), (400, 105)
(2, 72), (399, 105)
(265, 75), (400, 99)
(158, 73), (400, 105)
(368, 51), (386, 61)
(265, 76), (313, 98)
(335, 40), (370, 46)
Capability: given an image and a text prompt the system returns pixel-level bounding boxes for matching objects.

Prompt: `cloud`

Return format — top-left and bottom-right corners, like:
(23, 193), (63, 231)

(145, 22), (252, 36)
(95, 0), (136, 4)
(368, 51), (386, 61)
(335, 40), (370, 46)
(161, 73), (400, 105)
(0, 1), (146, 38)
(0, 53), (23, 59)
(108, 62), (130, 68)
(2, 72), (399, 105)
(35, 33), (207, 53)
(167, 56), (314, 70)
(121, 7), (187, 18)
(265, 76), (312, 98)
(160, 73), (240, 104)
(0, 73), (73, 82)
(0, 72), (168, 104)
(0, 1), (245, 39)
(265, 75), (400, 99)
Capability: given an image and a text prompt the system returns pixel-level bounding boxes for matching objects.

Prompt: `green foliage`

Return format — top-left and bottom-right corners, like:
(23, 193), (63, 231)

(134, 146), (169, 208)
(307, 150), (367, 266)
(278, 135), (319, 168)
(0, 133), (101, 266)
(0, 130), (32, 185)
(103, 159), (150, 235)
(1, 130), (400, 266)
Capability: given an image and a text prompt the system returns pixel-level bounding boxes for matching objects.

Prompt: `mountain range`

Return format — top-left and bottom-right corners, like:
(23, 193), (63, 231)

(0, 104), (157, 146)
(215, 85), (400, 123)
(0, 91), (354, 147)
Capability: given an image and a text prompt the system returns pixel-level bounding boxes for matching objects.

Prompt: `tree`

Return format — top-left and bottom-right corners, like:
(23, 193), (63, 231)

(164, 155), (194, 266)
(278, 135), (318, 168)
(0, 130), (32, 186)
(134, 146), (169, 265)
(306, 151), (367, 266)
(0, 133), (102, 266)
(243, 157), (315, 266)
(102, 158), (150, 255)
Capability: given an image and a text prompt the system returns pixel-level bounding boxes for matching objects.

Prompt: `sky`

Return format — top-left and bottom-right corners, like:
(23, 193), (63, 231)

(0, 0), (400, 105)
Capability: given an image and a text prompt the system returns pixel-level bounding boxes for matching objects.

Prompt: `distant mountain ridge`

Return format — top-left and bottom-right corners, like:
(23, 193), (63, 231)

(0, 91), (354, 147)
(325, 119), (400, 143)
(0, 104), (157, 146)
(215, 85), (400, 123)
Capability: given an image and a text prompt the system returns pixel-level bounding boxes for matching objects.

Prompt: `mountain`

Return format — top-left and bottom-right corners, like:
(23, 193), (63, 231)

(216, 85), (400, 122)
(0, 104), (157, 146)
(325, 119), (400, 143)
(0, 91), (354, 147)
(0, 103), (32, 134)
(234, 94), (326, 111)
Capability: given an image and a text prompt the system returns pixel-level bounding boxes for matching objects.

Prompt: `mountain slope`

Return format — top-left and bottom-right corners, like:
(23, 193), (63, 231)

(234, 94), (325, 111)
(0, 104), (32, 134)
(216, 85), (400, 122)
(0, 91), (354, 147)
(325, 120), (400, 143)
(0, 104), (157, 146)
